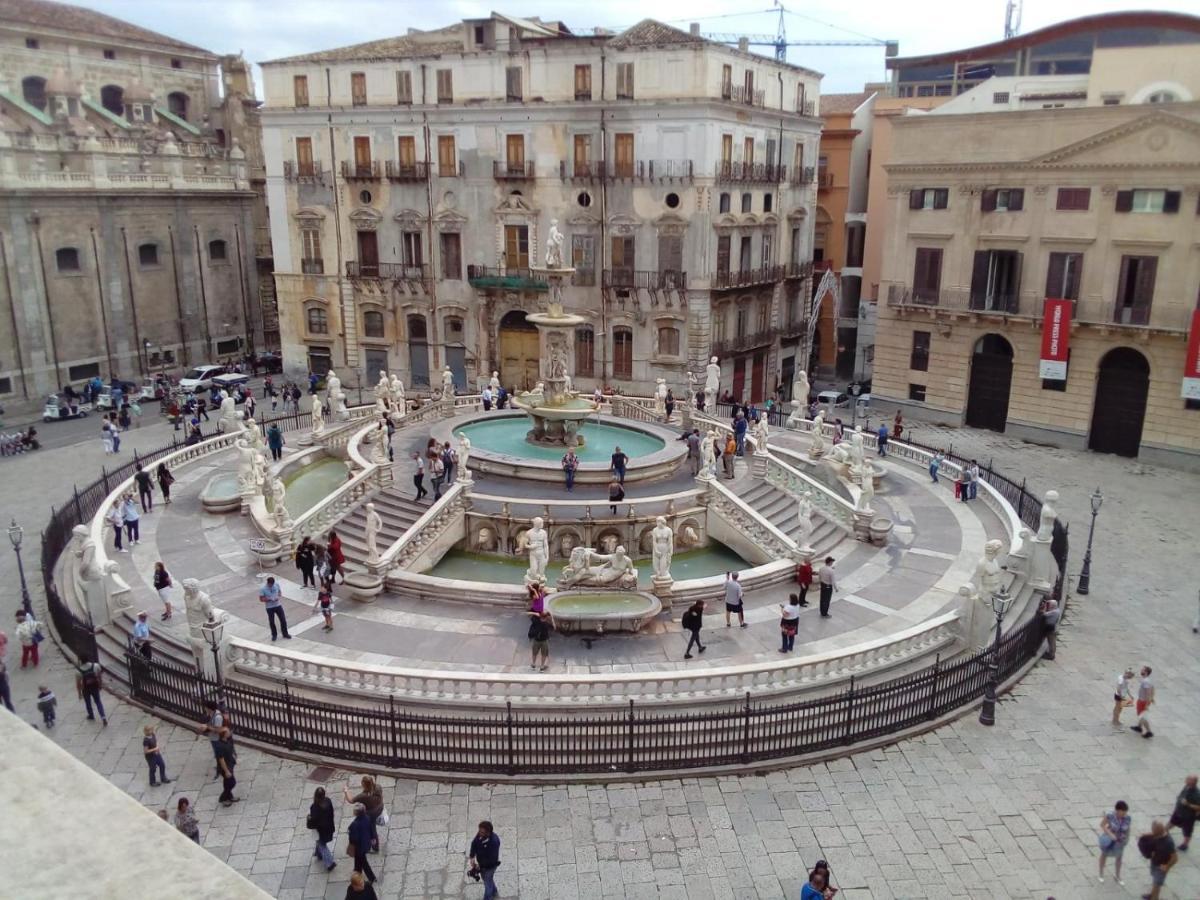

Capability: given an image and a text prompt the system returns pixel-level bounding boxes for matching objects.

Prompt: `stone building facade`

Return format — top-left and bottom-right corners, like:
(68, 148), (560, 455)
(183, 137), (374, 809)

(261, 14), (821, 399)
(0, 0), (268, 402)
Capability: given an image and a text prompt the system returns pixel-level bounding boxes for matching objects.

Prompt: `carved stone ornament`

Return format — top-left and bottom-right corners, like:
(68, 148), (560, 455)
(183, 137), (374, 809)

(394, 208), (427, 229)
(566, 211), (601, 229)
(608, 214), (639, 236)
(349, 207), (383, 231)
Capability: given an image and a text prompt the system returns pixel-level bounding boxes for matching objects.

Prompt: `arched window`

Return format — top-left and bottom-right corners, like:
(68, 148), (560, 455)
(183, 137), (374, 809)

(208, 239), (227, 262)
(22, 76), (47, 111)
(363, 310), (385, 338)
(100, 84), (124, 116)
(307, 307), (328, 334)
(613, 327), (633, 380)
(167, 91), (189, 121)
(575, 326), (594, 377)
(657, 325), (680, 357)
(718, 192), (731, 214)
(55, 247), (81, 273)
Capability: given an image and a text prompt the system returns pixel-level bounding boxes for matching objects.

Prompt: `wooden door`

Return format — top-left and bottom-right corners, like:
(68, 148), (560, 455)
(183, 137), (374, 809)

(353, 136), (371, 169)
(965, 335), (1013, 432)
(356, 230), (378, 277)
(1089, 348), (1149, 457)
(499, 327), (539, 390)
(614, 133), (634, 177)
(731, 358), (745, 401)
(611, 235), (634, 284)
(506, 134), (525, 170)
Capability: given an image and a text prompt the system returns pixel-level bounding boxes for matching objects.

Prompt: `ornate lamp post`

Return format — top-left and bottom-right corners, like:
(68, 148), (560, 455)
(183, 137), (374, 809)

(8, 518), (32, 615)
(200, 617), (225, 684)
(1076, 487), (1103, 595)
(977, 585), (1014, 727)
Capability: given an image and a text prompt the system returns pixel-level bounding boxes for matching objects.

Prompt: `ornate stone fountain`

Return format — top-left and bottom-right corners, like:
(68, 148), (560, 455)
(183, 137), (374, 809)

(511, 220), (599, 448)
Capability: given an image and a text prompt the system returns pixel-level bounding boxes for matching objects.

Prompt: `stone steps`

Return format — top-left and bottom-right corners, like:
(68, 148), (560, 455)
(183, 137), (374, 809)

(335, 488), (427, 564)
(739, 479), (843, 552)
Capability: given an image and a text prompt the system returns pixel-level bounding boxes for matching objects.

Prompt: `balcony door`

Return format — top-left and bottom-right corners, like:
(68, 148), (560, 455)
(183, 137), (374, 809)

(504, 225), (529, 270)
(611, 236), (634, 284)
(506, 134), (525, 173)
(353, 136), (371, 173)
(1114, 255), (1156, 325)
(356, 230), (379, 277)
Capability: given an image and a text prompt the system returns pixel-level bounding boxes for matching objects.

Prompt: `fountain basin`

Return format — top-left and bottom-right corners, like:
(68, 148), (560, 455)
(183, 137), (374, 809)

(546, 590), (662, 633)
(201, 473), (242, 513)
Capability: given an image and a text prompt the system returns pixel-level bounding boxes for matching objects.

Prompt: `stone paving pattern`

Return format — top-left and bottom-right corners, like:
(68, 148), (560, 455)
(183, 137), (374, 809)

(2, 404), (1198, 899)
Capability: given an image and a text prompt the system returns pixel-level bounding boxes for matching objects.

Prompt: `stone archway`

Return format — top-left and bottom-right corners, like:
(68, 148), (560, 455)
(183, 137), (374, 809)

(498, 309), (539, 390)
(1089, 347), (1150, 457)
(965, 334), (1014, 433)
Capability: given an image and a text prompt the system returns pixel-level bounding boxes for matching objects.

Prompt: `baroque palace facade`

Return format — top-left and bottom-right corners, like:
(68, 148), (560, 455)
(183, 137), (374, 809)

(261, 13), (822, 398)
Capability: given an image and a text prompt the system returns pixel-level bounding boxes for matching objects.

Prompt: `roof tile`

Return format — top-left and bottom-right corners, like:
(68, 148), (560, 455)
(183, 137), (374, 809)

(1, 0), (211, 54)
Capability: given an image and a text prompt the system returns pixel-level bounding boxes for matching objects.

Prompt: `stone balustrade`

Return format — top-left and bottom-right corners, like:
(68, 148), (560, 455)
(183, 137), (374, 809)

(377, 481), (467, 573)
(706, 478), (797, 561)
(763, 452), (855, 533)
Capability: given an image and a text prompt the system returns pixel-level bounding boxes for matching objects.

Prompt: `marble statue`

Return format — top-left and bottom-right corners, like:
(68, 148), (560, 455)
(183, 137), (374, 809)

(599, 533), (618, 554)
(808, 411), (826, 457)
(182, 578), (228, 679)
(1036, 490), (1059, 541)
(490, 371), (501, 392)
(651, 516), (674, 580)
(795, 491), (815, 550)
(558, 545), (638, 590)
(545, 218), (565, 269)
(698, 428), (717, 479)
(956, 583), (992, 650)
(326, 371), (346, 419)
(245, 417), (264, 452)
(217, 389), (242, 433)
(71, 524), (118, 621)
(370, 425), (389, 465)
(475, 527), (496, 552)
(559, 533), (576, 557)
(235, 438), (258, 493)
(973, 539), (1005, 596)
(704, 356), (720, 411)
(549, 347), (568, 381)
(679, 524), (700, 548)
(269, 475), (292, 530)
(310, 395), (325, 435)
(753, 416), (769, 453)
(364, 501), (383, 563)
(562, 372), (573, 394)
(855, 470), (875, 513)
(389, 375), (406, 411)
(654, 378), (667, 418)
(250, 447), (267, 492)
(788, 371), (811, 424)
(523, 516), (549, 584)
(455, 432), (472, 479)
(440, 365), (454, 399)
(375, 371), (390, 406)
(847, 427), (867, 478)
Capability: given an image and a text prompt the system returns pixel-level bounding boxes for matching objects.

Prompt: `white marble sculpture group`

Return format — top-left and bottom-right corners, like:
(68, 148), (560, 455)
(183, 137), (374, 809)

(704, 356), (720, 412)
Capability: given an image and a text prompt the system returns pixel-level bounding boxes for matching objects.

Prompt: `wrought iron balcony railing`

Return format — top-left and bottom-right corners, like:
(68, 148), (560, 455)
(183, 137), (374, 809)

(729, 84), (766, 108)
(647, 160), (694, 182)
(283, 160), (325, 182)
(711, 265), (785, 290)
(345, 261), (429, 281)
(785, 261), (813, 280)
(340, 160), (381, 181)
(715, 162), (786, 184)
(385, 161), (428, 181)
(493, 160), (535, 180)
(602, 269), (688, 291)
(712, 328), (778, 355)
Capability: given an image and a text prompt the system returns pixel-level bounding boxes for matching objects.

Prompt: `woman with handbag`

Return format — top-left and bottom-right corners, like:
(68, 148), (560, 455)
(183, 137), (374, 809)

(307, 787), (337, 871)
(1098, 799), (1131, 884)
(344, 775), (385, 853)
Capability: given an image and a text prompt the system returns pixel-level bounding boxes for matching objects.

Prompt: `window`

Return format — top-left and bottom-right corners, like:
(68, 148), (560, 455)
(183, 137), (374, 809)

(1115, 189), (1180, 214)
(575, 327), (595, 377)
(439, 232), (461, 280)
(992, 91), (1009, 104)
(910, 331), (930, 371)
(658, 234), (682, 280)
(68, 363), (101, 381)
(763, 193), (772, 213)
(613, 327), (633, 380)
(1056, 188), (1090, 211)
(908, 384), (927, 402)
(359, 190), (372, 204)
(208, 239), (227, 262)
(0, 377), (11, 394)
(574, 65), (592, 101)
(756, 301), (769, 333)
(397, 71), (412, 104)
(572, 234), (595, 285)
(657, 325), (680, 356)
(505, 66), (522, 102)
(968, 249), (1022, 312)
(735, 305), (749, 337)
(103, 49), (116, 60)
(912, 248), (943, 303)
(611, 235), (634, 279)
(577, 191), (591, 207)
(721, 133), (733, 167)
(25, 38), (38, 49)
(504, 225), (529, 269)
(665, 192), (680, 210)
(308, 347), (332, 376)
(100, 84), (123, 115)
(721, 65), (732, 99)
(307, 307), (328, 334)
(300, 227), (323, 274)
(1115, 255), (1157, 325)
(981, 188), (1024, 212)
(351, 72), (366, 106)
(167, 91), (189, 121)
(505, 134), (525, 170)
(573, 134), (591, 175)
(437, 135), (456, 176)
(55, 247), (81, 273)
(138, 243), (159, 267)
(21, 76), (46, 111)
(363, 310), (385, 338)
(1045, 252), (1082, 301)
(761, 233), (772, 269)
(401, 231), (423, 267)
(352, 135), (371, 172)
(793, 142), (804, 176)
(718, 193), (730, 214)
(171, 58), (181, 69)
(293, 75), (309, 107)
(738, 236), (752, 271)
(741, 193), (752, 214)
(909, 188), (950, 210)
(436, 69), (453, 104)
(743, 137), (754, 166)
(716, 235), (731, 274)
(613, 133), (634, 178)
(445, 316), (464, 343)
(397, 135), (416, 168)
(616, 62), (634, 100)
(743, 69), (754, 102)
(473, 24), (485, 45)
(790, 227), (801, 263)
(295, 137), (314, 176)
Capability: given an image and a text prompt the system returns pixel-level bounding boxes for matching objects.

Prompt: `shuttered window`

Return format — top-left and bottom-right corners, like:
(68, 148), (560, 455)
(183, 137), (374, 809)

(293, 75), (309, 107)
(437, 135), (456, 176)
(295, 137), (314, 176)
(573, 134), (591, 175)
(398, 136), (416, 167)
(439, 232), (461, 280)
(505, 225), (529, 269)
(721, 65), (732, 99)
(1045, 252), (1082, 301)
(397, 71), (412, 104)
(574, 65), (592, 101)
(614, 133), (634, 178)
(912, 247), (943, 302)
(350, 72), (366, 106)
(716, 235), (731, 274)
(1055, 188), (1090, 211)
(436, 69), (453, 104)
(575, 328), (595, 377)
(616, 63), (634, 99)
(909, 188), (949, 210)
(613, 328), (633, 380)
(505, 66), (522, 102)
(981, 188), (1024, 212)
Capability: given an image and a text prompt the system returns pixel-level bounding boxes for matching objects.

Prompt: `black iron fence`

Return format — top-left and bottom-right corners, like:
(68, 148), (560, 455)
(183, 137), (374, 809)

(126, 611), (1045, 776)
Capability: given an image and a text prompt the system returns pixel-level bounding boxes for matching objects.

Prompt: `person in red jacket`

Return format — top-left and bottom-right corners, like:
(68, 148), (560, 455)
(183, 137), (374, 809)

(327, 530), (346, 584)
(795, 560), (813, 607)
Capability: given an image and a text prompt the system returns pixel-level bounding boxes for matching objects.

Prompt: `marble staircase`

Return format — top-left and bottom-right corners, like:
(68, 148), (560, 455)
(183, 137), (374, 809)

(335, 487), (428, 566)
(737, 478), (844, 555)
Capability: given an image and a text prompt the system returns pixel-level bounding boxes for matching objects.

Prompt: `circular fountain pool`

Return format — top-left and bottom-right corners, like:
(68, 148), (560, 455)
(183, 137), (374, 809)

(457, 417), (665, 463)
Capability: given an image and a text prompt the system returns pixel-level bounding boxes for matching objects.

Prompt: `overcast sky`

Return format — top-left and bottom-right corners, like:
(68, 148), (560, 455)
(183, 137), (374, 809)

(76, 0), (1200, 93)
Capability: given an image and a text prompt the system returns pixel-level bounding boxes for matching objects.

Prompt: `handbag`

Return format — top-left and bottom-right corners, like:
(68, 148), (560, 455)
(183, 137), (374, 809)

(377, 808), (390, 826)
(33, 624), (45, 644)
(347, 842), (357, 857)
(1098, 832), (1116, 852)
(306, 813), (316, 830)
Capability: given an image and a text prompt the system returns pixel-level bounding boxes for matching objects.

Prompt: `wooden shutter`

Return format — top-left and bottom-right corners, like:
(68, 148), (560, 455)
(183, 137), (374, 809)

(1115, 190), (1133, 213)
(438, 135), (455, 175)
(614, 133), (634, 177)
(744, 137), (754, 166)
(437, 69), (452, 103)
(1010, 252), (1024, 308)
(506, 134), (525, 167)
(351, 72), (366, 105)
(716, 235), (730, 274)
(1133, 257), (1157, 311)
(611, 235), (634, 272)
(658, 234), (682, 276)
(933, 188), (949, 209)
(397, 71), (412, 103)
(1008, 188), (1024, 211)
(398, 136), (416, 167)
(721, 134), (733, 166)
(295, 137), (313, 174)
(913, 248), (942, 300)
(721, 64), (732, 98)
(505, 225), (529, 269)
(440, 232), (461, 280)
(617, 63), (633, 98)
(739, 236), (752, 271)
(353, 136), (371, 168)
(574, 65), (591, 100)
(505, 66), (522, 101)
(981, 189), (997, 212)
(1163, 190), (1181, 213)
(293, 75), (308, 107)
(1045, 253), (1066, 299)
(909, 189), (923, 210)
(969, 250), (990, 305)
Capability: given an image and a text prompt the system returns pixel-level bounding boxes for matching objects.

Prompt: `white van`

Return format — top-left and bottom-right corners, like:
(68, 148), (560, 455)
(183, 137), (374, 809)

(815, 391), (849, 415)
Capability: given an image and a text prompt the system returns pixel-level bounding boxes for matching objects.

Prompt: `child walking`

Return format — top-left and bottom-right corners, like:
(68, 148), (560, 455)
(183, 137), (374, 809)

(143, 724), (171, 786)
(314, 578), (335, 631)
(36, 685), (57, 727)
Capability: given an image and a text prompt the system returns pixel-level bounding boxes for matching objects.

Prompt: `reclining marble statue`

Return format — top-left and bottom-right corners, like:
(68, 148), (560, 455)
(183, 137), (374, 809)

(558, 544), (639, 590)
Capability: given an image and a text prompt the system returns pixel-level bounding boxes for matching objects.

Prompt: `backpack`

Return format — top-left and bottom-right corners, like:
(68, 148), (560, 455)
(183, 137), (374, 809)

(1137, 833), (1157, 860)
(81, 664), (101, 690)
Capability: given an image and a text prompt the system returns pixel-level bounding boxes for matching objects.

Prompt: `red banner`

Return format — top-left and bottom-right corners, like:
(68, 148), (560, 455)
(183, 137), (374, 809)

(1039, 299), (1071, 380)
(1183, 309), (1200, 400)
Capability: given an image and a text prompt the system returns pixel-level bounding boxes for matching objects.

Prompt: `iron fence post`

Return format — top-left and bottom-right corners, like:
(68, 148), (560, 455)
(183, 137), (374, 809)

(506, 701), (515, 776)
(627, 699), (636, 773)
(927, 655), (941, 719)
(741, 692), (753, 763)
(73, 486), (83, 522)
(843, 676), (856, 743)
(101, 467), (109, 494)
(284, 679), (296, 749)
(390, 695), (399, 768)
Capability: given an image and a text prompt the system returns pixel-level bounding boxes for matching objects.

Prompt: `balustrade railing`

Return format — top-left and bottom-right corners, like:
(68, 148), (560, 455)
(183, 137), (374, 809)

(763, 451), (855, 533)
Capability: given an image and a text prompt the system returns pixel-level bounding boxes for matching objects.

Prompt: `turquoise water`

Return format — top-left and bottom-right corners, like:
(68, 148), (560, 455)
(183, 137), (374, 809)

(427, 543), (748, 587)
(458, 418), (664, 463)
(548, 593), (654, 615)
(282, 457), (350, 516)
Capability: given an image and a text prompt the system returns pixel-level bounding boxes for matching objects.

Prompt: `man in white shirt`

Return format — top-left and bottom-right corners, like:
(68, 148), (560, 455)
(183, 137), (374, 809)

(723, 572), (745, 628)
(1111, 667), (1135, 727)
(818, 557), (836, 618)
(1132, 665), (1155, 739)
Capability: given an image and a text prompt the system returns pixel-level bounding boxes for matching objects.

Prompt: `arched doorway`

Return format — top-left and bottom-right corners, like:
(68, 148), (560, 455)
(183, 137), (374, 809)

(498, 310), (539, 390)
(100, 84), (124, 116)
(1089, 347), (1149, 457)
(965, 334), (1013, 432)
(407, 314), (429, 387)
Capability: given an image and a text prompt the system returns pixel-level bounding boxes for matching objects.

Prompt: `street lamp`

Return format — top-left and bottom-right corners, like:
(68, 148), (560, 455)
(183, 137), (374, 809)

(977, 585), (1014, 727)
(200, 617), (225, 684)
(1076, 487), (1103, 596)
(8, 518), (32, 615)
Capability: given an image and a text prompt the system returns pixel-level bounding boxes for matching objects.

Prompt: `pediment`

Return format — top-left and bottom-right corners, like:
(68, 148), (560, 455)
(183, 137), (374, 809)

(607, 213), (640, 235)
(1031, 112), (1200, 168)
(433, 208), (467, 231)
(349, 206), (383, 230)
(394, 207), (427, 228)
(495, 193), (536, 215)
(653, 212), (688, 235)
(786, 207), (807, 220)
(294, 206), (326, 222)
(566, 211), (601, 229)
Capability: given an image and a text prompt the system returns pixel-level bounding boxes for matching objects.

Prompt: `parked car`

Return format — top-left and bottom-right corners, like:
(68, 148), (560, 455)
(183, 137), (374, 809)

(212, 372), (250, 393)
(816, 390), (850, 415)
(178, 364), (226, 393)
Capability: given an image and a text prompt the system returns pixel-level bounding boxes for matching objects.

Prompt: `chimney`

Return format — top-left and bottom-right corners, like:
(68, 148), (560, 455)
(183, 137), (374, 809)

(737, 36), (749, 53)
(689, 23), (700, 36)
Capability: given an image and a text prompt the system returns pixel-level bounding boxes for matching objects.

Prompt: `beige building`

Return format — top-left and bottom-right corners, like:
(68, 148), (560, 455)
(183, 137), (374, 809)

(260, 14), (823, 399)
(0, 0), (271, 402)
(870, 12), (1200, 470)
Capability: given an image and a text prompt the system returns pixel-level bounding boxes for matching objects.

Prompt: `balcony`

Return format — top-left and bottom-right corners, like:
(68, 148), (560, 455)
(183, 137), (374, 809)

(712, 266), (784, 290)
(345, 261), (429, 283)
(602, 269), (687, 291)
(385, 161), (428, 181)
(610, 160), (645, 181)
(300, 259), (325, 275)
(785, 261), (813, 281)
(712, 328), (778, 355)
(715, 162), (786, 184)
(561, 160), (605, 182)
(797, 99), (816, 116)
(494, 160), (535, 180)
(790, 166), (815, 185)
(729, 84), (766, 108)
(467, 264), (548, 292)
(647, 160), (694, 182)
(283, 161), (325, 183)
(817, 172), (834, 189)
(340, 160), (381, 181)
(435, 161), (465, 178)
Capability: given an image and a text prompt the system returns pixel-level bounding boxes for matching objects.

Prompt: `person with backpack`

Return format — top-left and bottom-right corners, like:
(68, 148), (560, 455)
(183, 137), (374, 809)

(1137, 820), (1178, 900)
(528, 611), (551, 671)
(156, 462), (175, 504)
(314, 577), (335, 632)
(76, 660), (107, 725)
(682, 600), (706, 659)
(295, 536), (317, 589)
(267, 423), (285, 462)
(15, 610), (43, 668)
(441, 440), (457, 485)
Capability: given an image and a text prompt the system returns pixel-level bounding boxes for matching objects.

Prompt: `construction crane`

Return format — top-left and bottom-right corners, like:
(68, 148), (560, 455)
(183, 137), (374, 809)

(701, 2), (897, 62)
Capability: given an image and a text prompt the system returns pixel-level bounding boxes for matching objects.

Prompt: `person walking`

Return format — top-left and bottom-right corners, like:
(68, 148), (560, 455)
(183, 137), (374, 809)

(441, 440), (458, 485)
(36, 684), (57, 728)
(121, 494), (141, 545)
(0, 630), (12, 712)
(876, 423), (889, 457)
(967, 459), (980, 500)
(134, 463), (154, 513)
(1098, 800), (1131, 885)
(528, 610), (551, 671)
(779, 594), (801, 653)
(1112, 667), (1136, 727)
(608, 478), (624, 515)
(1040, 598), (1062, 659)
(929, 451), (944, 483)
(267, 423), (285, 462)
(327, 531), (346, 584)
(561, 449), (579, 492)
(610, 445), (628, 484)
(345, 871), (378, 900)
(308, 786), (337, 872)
(682, 600), (706, 659)
(142, 724), (171, 786)
(1131, 665), (1154, 738)
(75, 659), (107, 725)
(258, 576), (291, 641)
(101, 420), (115, 454)
(818, 556), (836, 618)
(15, 610), (40, 668)
(347, 804), (378, 884)
(107, 500), (125, 552)
(723, 572), (746, 627)
(412, 452), (428, 500)
(215, 727), (239, 806)
(152, 561), (175, 620)
(665, 389), (675, 421)
(468, 820), (501, 900)
(733, 412), (747, 457)
(156, 462), (174, 504)
(1168, 775), (1200, 851)
(344, 775), (385, 854)
(174, 797), (200, 844)
(314, 577), (335, 631)
(295, 536), (317, 588)
(198, 699), (229, 778)
(686, 429), (701, 476)
(1140, 820), (1178, 900)
(430, 452), (445, 501)
(795, 559), (813, 607)
(132, 610), (153, 659)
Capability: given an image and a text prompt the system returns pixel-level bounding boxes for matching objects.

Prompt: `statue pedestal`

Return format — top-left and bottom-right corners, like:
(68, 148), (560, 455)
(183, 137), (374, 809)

(1029, 537), (1057, 592)
(695, 469), (714, 485)
(751, 452), (768, 478)
(704, 388), (716, 412)
(345, 572), (384, 603)
(651, 575), (674, 612)
(81, 577), (114, 630)
(808, 446), (825, 460)
(852, 510), (874, 543)
(954, 586), (992, 652)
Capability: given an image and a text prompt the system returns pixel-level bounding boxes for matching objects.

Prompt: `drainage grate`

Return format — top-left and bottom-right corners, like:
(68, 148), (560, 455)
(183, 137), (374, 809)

(307, 766), (337, 783)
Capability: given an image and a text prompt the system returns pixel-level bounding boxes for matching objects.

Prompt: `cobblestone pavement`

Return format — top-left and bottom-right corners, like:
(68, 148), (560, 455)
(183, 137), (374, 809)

(2, 413), (1199, 900)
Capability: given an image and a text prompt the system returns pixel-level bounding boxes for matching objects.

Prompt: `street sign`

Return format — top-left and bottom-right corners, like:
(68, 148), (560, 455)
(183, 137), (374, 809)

(248, 538), (267, 552)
